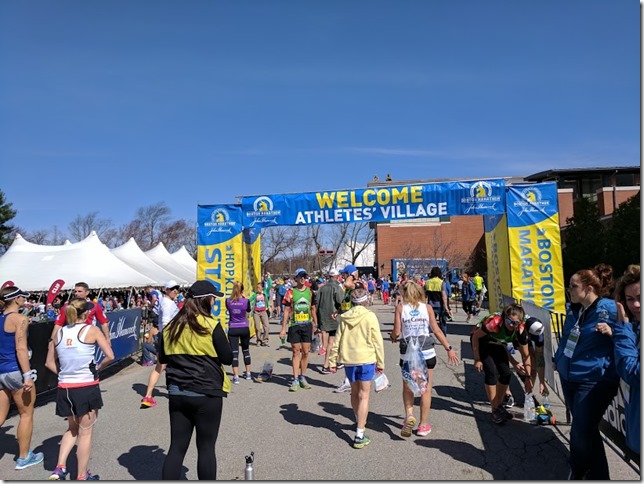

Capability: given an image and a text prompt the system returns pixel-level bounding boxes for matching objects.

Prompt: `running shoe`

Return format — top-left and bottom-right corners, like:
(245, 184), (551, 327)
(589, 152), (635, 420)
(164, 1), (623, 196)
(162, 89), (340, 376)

(401, 416), (417, 437)
(320, 367), (332, 375)
(140, 396), (157, 408)
(353, 435), (371, 449)
(141, 361), (155, 367)
(289, 379), (299, 392)
(416, 424), (432, 437)
(336, 364), (345, 369)
(333, 380), (351, 393)
(502, 394), (515, 408)
(491, 408), (505, 424)
(77, 470), (100, 480)
(15, 450), (44, 470)
(49, 466), (69, 480)
(298, 376), (311, 389)
(244, 372), (252, 380)
(232, 376), (240, 385)
(498, 406), (514, 421)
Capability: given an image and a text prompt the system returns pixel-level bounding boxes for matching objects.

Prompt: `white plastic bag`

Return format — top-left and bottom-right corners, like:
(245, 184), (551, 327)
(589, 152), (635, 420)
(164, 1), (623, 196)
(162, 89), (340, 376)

(373, 372), (390, 393)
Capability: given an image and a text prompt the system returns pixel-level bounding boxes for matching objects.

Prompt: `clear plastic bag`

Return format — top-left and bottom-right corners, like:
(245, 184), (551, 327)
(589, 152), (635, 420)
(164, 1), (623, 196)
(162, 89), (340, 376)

(401, 336), (428, 397)
(373, 371), (390, 393)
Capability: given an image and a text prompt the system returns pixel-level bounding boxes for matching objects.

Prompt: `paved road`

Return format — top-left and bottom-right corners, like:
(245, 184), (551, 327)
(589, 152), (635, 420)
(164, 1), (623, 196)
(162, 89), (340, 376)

(0, 301), (639, 480)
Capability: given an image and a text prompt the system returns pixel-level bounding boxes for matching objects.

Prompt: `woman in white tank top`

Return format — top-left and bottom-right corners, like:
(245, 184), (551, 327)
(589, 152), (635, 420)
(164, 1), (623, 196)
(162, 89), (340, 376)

(45, 298), (114, 481)
(390, 281), (460, 438)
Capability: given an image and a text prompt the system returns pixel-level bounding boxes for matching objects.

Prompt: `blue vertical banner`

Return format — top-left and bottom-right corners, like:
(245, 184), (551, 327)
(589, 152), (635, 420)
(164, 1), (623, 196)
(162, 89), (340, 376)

(197, 204), (244, 330)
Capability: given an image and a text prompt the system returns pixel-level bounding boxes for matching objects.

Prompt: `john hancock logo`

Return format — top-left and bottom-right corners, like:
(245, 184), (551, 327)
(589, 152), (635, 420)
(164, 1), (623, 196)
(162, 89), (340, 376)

(246, 196), (281, 227)
(513, 187), (550, 217)
(204, 208), (236, 235)
(461, 181), (502, 214)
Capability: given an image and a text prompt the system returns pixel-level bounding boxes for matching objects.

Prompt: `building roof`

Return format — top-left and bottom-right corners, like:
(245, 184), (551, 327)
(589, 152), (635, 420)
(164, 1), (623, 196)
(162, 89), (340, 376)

(525, 166), (639, 182)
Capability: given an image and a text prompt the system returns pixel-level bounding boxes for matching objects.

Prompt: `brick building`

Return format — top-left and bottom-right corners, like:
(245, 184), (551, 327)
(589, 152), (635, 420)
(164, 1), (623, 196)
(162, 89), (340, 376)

(371, 166), (640, 279)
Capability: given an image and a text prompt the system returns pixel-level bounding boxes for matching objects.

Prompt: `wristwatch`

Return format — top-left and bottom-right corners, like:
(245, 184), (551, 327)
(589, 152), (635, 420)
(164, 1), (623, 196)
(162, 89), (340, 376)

(446, 345), (453, 351)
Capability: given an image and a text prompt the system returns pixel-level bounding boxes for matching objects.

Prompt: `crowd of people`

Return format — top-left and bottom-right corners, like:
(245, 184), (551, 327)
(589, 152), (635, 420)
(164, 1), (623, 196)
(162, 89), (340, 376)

(0, 260), (639, 479)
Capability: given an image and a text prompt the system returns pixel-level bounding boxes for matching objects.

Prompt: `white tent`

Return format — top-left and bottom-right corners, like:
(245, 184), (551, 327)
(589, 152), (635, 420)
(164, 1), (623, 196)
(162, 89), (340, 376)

(0, 232), (156, 291)
(111, 238), (189, 286)
(145, 243), (196, 283)
(170, 246), (197, 275)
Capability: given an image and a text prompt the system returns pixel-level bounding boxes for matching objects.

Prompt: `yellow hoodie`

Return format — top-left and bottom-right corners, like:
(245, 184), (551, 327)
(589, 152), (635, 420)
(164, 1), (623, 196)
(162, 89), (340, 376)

(328, 305), (385, 370)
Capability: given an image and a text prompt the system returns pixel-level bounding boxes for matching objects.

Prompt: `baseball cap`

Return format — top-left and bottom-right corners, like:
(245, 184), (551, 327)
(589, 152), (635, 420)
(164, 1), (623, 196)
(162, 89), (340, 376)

(526, 317), (545, 336)
(164, 280), (180, 290)
(328, 269), (339, 276)
(341, 264), (358, 275)
(1, 287), (30, 301)
(187, 280), (224, 298)
(294, 268), (308, 278)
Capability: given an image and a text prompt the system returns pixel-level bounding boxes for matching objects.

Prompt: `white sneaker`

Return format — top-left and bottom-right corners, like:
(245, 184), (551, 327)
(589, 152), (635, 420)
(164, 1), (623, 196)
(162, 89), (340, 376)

(333, 379), (351, 393)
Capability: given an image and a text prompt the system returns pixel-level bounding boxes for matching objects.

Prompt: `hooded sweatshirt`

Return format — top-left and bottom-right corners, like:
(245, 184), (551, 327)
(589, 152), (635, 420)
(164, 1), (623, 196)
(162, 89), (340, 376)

(328, 305), (385, 370)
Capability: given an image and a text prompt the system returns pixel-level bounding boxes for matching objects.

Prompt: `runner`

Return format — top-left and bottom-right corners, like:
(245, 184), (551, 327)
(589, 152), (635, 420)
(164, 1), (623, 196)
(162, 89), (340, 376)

(280, 268), (318, 391)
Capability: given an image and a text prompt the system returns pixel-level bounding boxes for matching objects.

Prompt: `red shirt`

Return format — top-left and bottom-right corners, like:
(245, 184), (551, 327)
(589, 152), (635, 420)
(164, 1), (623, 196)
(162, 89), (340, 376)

(55, 301), (108, 327)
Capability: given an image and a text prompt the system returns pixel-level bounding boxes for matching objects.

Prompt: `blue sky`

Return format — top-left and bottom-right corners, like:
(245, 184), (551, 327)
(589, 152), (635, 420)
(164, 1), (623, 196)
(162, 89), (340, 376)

(0, 1), (639, 234)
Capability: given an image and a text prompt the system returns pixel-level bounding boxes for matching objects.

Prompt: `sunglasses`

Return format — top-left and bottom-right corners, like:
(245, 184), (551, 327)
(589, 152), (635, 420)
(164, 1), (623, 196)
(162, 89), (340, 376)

(505, 317), (521, 326)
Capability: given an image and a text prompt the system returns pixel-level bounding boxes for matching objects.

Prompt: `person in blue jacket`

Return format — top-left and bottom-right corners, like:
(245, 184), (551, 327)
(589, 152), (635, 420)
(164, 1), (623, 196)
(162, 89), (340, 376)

(612, 264), (640, 463)
(553, 263), (619, 480)
(461, 273), (477, 323)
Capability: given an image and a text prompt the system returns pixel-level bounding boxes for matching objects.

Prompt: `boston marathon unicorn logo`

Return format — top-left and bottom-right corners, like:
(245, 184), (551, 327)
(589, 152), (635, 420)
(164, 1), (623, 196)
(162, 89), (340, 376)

(246, 196), (281, 227)
(461, 180), (502, 214)
(204, 207), (236, 235)
(514, 186), (550, 217)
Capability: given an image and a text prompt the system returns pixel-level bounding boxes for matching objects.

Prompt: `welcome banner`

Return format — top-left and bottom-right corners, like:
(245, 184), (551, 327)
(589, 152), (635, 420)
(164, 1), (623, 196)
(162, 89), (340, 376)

(241, 179), (506, 228)
(506, 183), (565, 314)
(197, 204), (244, 329)
(483, 214), (512, 313)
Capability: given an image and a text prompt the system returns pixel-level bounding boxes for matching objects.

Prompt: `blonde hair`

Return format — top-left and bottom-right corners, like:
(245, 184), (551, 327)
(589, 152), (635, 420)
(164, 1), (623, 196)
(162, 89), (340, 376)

(65, 298), (90, 325)
(230, 281), (244, 300)
(401, 281), (424, 308)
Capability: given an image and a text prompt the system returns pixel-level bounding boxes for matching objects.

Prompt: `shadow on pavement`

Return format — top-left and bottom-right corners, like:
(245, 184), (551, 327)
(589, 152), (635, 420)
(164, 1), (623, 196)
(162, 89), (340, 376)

(319, 401), (405, 442)
(38, 434), (78, 477)
(279, 403), (354, 446)
(117, 444), (187, 480)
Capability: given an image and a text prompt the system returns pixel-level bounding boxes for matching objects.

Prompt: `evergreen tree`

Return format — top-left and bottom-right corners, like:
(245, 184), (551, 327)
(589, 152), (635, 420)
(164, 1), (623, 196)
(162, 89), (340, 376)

(561, 196), (606, 280)
(0, 189), (17, 254)
(605, 192), (640, 276)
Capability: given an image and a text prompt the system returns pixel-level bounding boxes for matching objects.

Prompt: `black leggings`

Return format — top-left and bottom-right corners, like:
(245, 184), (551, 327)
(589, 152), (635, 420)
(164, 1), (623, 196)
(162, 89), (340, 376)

(480, 340), (511, 386)
(228, 327), (251, 368)
(162, 394), (223, 480)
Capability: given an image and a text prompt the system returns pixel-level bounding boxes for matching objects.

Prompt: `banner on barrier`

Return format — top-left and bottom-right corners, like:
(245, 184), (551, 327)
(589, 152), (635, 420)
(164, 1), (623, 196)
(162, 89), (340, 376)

(483, 214), (512, 314)
(506, 183), (566, 314)
(95, 308), (142, 364)
(241, 179), (506, 228)
(197, 204), (244, 330)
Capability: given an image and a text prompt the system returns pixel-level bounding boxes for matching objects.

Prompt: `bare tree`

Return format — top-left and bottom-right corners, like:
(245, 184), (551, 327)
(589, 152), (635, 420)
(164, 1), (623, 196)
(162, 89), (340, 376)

(261, 226), (301, 269)
(342, 221), (375, 264)
(119, 203), (172, 250)
(68, 211), (115, 243)
(25, 229), (51, 245)
(159, 219), (196, 253)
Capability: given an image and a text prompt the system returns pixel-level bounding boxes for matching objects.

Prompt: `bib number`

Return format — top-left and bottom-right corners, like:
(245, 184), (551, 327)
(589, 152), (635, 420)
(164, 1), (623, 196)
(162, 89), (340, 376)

(563, 326), (580, 358)
(294, 312), (309, 323)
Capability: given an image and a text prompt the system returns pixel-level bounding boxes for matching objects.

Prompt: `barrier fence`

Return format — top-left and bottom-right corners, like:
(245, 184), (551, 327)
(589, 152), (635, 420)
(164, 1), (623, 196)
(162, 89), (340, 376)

(28, 308), (143, 395)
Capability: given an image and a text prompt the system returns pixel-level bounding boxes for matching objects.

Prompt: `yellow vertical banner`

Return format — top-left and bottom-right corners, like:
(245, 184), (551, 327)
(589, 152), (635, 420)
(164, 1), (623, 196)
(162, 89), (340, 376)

(242, 228), (261, 338)
(197, 205), (244, 331)
(506, 183), (566, 314)
(483, 214), (512, 313)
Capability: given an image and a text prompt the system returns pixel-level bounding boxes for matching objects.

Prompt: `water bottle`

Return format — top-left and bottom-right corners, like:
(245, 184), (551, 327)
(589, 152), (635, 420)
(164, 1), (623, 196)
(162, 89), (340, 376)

(527, 395), (536, 423)
(543, 394), (550, 410)
(244, 452), (254, 480)
(523, 393), (535, 423)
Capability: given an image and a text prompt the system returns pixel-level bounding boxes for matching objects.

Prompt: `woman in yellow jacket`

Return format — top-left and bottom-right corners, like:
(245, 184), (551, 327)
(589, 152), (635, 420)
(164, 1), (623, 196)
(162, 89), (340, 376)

(329, 286), (385, 449)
